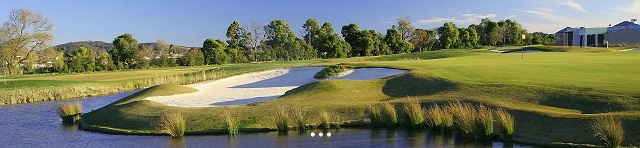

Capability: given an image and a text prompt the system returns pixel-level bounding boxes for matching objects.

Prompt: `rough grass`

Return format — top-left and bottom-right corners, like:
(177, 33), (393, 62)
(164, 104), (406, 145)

(445, 101), (477, 136)
(291, 105), (307, 131)
(425, 104), (444, 128)
(319, 110), (330, 129)
(590, 116), (624, 148)
(313, 65), (352, 79)
(79, 49), (640, 146)
(402, 97), (424, 128)
(495, 109), (515, 138)
(57, 101), (82, 117)
(224, 111), (239, 135)
(274, 106), (289, 131)
(477, 105), (494, 138)
(380, 102), (398, 128)
(160, 113), (186, 138)
(366, 104), (383, 126)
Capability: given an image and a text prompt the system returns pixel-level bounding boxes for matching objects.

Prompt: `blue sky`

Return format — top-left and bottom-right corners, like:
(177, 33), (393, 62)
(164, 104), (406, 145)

(2, 0), (640, 47)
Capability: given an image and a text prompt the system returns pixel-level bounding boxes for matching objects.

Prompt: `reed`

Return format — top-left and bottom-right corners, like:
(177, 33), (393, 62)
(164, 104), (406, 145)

(380, 102), (398, 128)
(425, 104), (444, 128)
(160, 113), (186, 138)
(319, 110), (330, 129)
(476, 105), (494, 138)
(494, 109), (515, 138)
(224, 111), (239, 135)
(402, 98), (424, 128)
(57, 101), (82, 122)
(291, 106), (307, 130)
(366, 104), (383, 126)
(445, 101), (477, 135)
(335, 115), (341, 129)
(274, 106), (289, 131)
(590, 116), (624, 148)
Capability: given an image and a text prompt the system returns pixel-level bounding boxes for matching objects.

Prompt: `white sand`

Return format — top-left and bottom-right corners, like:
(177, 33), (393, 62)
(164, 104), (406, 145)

(145, 67), (406, 107)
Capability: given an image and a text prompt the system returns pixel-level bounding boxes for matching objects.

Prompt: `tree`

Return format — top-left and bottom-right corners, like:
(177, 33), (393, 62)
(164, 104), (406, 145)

(201, 38), (228, 64)
(0, 9), (54, 74)
(264, 19), (306, 60)
(384, 28), (412, 54)
(457, 28), (472, 49)
(66, 47), (95, 73)
(225, 21), (252, 63)
(394, 17), (415, 41)
(302, 18), (321, 46)
(438, 22), (459, 49)
(110, 33), (138, 68)
(468, 25), (480, 47)
(316, 22), (350, 58)
(179, 48), (204, 66)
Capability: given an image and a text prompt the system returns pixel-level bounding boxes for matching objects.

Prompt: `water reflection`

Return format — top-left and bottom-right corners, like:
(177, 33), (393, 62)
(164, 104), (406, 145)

(226, 135), (237, 148)
(405, 129), (425, 147)
(167, 137), (186, 148)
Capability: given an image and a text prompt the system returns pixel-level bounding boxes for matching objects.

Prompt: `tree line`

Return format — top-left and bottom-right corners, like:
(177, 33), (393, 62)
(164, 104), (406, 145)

(1, 9), (556, 74)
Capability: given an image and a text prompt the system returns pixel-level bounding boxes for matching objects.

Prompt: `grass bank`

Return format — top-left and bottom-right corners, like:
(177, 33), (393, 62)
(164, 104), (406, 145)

(51, 48), (640, 147)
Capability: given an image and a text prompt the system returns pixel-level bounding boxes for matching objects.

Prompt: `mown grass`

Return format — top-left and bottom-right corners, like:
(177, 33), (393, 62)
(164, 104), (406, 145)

(78, 48), (640, 147)
(590, 116), (624, 148)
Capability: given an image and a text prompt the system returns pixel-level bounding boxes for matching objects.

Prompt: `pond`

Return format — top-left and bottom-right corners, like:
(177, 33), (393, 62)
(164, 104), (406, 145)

(0, 92), (533, 147)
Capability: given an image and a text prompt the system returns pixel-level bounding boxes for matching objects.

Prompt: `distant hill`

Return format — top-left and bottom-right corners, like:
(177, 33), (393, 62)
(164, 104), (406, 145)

(55, 41), (197, 54)
(55, 41), (114, 53)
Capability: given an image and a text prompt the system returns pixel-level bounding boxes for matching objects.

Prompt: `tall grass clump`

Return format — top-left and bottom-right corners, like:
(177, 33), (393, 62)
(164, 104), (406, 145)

(319, 110), (331, 129)
(366, 104), (383, 126)
(160, 113), (186, 138)
(335, 115), (341, 129)
(274, 106), (289, 131)
(291, 106), (307, 130)
(402, 98), (424, 128)
(590, 116), (624, 148)
(445, 101), (477, 136)
(57, 101), (82, 122)
(425, 104), (445, 128)
(476, 105), (494, 138)
(224, 111), (239, 135)
(495, 109), (515, 138)
(380, 102), (398, 128)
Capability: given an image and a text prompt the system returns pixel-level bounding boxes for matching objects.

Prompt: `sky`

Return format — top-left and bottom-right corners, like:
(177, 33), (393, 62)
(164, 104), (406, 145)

(2, 0), (640, 47)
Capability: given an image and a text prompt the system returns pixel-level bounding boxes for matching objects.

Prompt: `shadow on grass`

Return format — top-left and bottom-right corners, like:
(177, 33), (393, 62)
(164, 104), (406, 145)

(382, 74), (458, 97)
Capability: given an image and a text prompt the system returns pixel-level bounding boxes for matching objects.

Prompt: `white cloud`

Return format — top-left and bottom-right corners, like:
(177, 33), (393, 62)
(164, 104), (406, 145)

(416, 13), (497, 26)
(506, 15), (517, 19)
(559, 0), (588, 13)
(617, 0), (640, 14)
(524, 10), (572, 23)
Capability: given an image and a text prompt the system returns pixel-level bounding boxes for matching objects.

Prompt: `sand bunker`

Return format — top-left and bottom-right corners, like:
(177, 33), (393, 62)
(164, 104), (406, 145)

(145, 67), (406, 107)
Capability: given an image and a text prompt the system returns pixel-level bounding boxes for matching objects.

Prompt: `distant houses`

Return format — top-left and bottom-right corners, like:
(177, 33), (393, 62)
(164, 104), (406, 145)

(555, 19), (640, 46)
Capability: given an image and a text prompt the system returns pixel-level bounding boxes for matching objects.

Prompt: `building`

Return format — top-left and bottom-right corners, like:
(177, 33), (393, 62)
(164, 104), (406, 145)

(555, 19), (640, 46)
(606, 19), (640, 45)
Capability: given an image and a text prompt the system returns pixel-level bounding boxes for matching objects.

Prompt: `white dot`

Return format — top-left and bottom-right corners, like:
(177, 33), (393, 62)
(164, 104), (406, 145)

(310, 132), (315, 137)
(326, 132), (331, 137)
(319, 133), (324, 137)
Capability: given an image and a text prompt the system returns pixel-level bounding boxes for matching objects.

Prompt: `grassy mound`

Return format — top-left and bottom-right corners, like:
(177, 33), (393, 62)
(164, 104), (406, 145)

(80, 49), (640, 147)
(313, 65), (352, 79)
